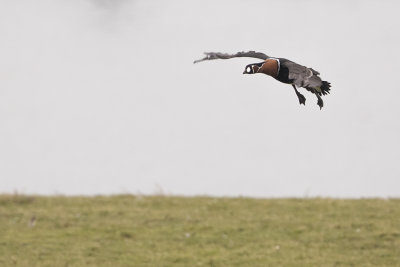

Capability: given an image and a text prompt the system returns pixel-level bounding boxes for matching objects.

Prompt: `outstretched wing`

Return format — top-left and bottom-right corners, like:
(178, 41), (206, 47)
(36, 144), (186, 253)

(193, 51), (269, 64)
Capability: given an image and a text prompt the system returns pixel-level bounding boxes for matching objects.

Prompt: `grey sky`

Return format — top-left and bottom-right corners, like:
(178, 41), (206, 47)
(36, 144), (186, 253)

(1, 0), (399, 197)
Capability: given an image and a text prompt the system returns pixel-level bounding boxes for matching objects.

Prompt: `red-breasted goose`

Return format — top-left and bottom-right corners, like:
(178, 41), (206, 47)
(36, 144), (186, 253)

(194, 51), (331, 109)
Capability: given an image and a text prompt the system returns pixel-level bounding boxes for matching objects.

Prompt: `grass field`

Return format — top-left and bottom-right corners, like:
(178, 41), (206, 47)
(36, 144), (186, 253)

(0, 195), (399, 266)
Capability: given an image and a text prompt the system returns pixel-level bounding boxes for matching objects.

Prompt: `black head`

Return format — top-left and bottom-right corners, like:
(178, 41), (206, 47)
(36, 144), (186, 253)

(243, 62), (264, 74)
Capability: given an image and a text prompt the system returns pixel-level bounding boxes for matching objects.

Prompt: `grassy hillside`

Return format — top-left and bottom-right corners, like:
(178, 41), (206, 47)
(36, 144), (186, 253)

(0, 195), (399, 266)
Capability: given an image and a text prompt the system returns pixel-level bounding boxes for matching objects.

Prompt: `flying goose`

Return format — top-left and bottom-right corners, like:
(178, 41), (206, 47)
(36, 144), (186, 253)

(194, 51), (331, 109)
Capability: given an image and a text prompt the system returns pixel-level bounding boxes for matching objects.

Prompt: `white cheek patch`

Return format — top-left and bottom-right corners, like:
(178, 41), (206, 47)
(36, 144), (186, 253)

(247, 67), (251, 73)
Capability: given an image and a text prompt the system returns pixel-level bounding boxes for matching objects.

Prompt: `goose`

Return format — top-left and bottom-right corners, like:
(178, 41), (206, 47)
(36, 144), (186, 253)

(194, 51), (331, 109)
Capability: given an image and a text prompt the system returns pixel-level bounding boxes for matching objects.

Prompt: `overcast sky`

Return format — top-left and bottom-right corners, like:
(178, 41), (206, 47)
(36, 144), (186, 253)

(0, 0), (399, 197)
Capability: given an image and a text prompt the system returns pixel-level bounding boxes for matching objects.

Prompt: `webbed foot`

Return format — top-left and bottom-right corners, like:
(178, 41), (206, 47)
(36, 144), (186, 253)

(317, 97), (324, 109)
(297, 93), (306, 105)
(292, 85), (306, 106)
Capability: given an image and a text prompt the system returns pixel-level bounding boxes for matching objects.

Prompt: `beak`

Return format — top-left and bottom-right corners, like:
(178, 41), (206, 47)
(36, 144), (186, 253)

(243, 70), (246, 74)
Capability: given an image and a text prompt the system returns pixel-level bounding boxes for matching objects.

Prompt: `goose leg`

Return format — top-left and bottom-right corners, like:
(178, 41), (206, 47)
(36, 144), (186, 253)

(313, 90), (324, 109)
(292, 85), (306, 105)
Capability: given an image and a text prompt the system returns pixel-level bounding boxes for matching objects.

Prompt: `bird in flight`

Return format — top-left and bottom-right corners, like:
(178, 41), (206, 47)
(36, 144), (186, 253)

(194, 51), (331, 109)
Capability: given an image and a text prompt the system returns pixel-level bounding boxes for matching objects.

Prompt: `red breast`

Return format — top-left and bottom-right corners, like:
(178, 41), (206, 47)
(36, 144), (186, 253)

(259, 59), (279, 77)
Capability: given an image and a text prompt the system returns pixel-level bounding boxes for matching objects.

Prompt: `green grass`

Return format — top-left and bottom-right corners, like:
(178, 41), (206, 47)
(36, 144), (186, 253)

(0, 195), (399, 266)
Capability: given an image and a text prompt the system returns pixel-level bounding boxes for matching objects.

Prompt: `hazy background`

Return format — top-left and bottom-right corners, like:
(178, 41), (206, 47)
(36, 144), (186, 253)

(1, 0), (399, 197)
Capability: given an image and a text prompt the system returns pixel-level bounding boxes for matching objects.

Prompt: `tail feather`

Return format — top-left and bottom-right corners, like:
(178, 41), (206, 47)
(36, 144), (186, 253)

(305, 81), (331, 96)
(320, 81), (331, 96)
